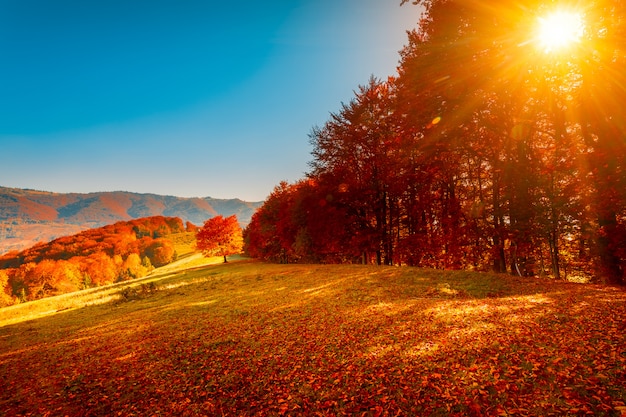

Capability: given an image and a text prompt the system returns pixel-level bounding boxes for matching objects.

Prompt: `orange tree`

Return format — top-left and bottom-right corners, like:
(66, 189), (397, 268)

(196, 215), (243, 263)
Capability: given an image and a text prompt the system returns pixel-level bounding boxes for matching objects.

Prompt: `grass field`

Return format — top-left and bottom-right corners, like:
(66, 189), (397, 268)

(1, 260), (625, 416)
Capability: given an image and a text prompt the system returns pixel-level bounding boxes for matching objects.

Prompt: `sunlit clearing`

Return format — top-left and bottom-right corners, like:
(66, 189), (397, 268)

(536, 10), (584, 53)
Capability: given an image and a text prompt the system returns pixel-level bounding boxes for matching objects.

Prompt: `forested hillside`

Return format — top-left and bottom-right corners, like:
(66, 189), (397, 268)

(0, 216), (194, 305)
(0, 187), (261, 254)
(245, 1), (626, 285)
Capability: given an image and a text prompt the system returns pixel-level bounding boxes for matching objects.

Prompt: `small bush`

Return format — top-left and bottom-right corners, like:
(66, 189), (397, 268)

(119, 286), (139, 301)
(141, 282), (158, 294)
(118, 282), (158, 302)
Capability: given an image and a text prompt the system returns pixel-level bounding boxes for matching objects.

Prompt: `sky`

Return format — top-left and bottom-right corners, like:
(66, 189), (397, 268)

(0, 0), (421, 202)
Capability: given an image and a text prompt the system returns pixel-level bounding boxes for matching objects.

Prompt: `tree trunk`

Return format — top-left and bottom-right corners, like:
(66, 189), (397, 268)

(598, 214), (623, 284)
(548, 231), (560, 279)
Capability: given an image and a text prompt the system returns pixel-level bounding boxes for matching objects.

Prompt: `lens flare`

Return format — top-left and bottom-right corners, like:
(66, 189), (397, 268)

(536, 10), (584, 53)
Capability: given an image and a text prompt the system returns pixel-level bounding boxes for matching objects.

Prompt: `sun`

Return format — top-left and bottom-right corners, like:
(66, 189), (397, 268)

(536, 10), (584, 53)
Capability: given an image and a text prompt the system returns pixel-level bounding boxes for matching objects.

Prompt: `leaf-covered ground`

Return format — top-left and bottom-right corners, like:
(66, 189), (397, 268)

(1, 261), (625, 416)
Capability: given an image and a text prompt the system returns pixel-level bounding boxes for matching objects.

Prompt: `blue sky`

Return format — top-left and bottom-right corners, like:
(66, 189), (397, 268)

(0, 0), (420, 201)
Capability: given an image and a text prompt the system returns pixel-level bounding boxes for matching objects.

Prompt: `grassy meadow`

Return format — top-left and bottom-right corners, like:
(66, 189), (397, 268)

(1, 259), (625, 416)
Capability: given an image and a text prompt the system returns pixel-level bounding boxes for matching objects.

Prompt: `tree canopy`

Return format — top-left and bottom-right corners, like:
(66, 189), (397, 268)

(196, 215), (244, 263)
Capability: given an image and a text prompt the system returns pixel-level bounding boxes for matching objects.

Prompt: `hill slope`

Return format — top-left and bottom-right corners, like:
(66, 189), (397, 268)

(1, 263), (625, 416)
(0, 186), (262, 254)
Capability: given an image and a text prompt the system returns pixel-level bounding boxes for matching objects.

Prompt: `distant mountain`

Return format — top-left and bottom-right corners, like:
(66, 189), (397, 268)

(0, 187), (263, 254)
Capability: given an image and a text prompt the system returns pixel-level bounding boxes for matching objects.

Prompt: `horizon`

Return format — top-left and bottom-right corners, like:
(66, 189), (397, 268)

(0, 1), (421, 201)
(0, 184), (264, 202)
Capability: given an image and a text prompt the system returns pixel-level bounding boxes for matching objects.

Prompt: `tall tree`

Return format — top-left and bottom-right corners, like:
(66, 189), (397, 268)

(576, 1), (626, 284)
(309, 77), (402, 265)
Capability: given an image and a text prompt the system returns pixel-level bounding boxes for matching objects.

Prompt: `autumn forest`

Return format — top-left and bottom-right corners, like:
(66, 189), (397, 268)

(3, 1), (626, 304)
(245, 1), (626, 285)
(0, 216), (193, 304)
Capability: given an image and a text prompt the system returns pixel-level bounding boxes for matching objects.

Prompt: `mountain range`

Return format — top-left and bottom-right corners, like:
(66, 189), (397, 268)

(0, 186), (262, 254)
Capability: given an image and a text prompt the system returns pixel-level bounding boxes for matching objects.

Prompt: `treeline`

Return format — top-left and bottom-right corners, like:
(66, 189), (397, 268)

(244, 1), (626, 284)
(0, 216), (195, 305)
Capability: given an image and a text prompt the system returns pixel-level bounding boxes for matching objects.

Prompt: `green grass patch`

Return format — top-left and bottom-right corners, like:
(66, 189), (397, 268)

(169, 231), (198, 258)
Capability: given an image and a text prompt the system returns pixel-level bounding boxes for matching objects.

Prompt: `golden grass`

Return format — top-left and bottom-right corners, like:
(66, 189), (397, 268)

(0, 250), (240, 328)
(1, 261), (625, 416)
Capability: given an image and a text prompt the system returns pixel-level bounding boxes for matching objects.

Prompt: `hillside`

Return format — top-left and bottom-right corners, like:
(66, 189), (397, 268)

(0, 216), (197, 304)
(0, 186), (262, 254)
(1, 262), (625, 416)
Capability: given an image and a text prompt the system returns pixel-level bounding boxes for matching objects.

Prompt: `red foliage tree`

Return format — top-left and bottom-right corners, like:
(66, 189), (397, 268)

(79, 252), (119, 287)
(196, 215), (243, 263)
(309, 77), (404, 265)
(0, 269), (14, 306)
(145, 239), (176, 267)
